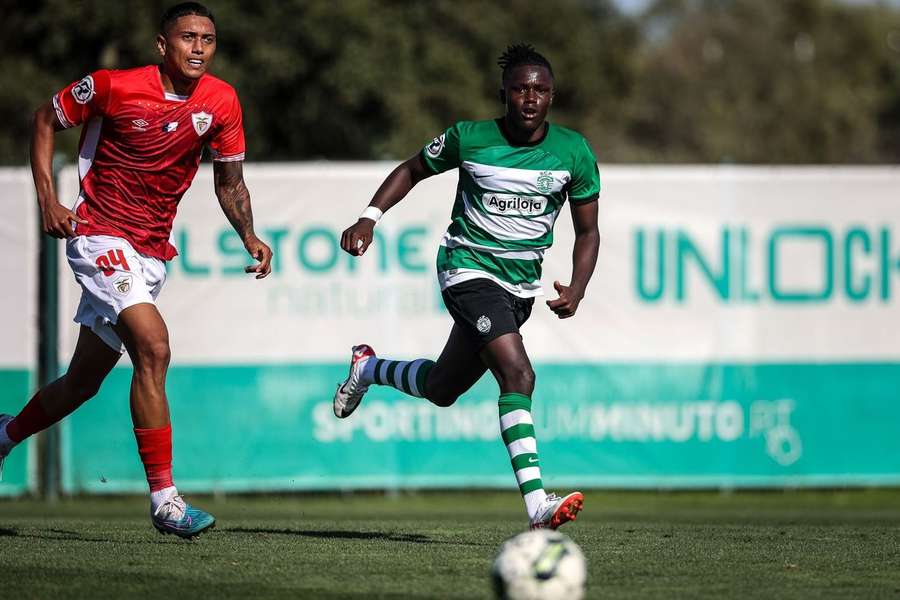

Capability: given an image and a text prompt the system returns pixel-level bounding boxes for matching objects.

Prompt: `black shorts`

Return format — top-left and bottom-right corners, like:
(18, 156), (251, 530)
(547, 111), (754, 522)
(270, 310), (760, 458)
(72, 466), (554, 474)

(441, 278), (535, 348)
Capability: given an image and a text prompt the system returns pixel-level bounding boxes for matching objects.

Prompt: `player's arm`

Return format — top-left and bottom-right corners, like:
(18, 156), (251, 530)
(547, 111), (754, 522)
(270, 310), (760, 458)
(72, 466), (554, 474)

(212, 160), (273, 279)
(340, 153), (433, 256)
(30, 102), (87, 238)
(546, 199), (600, 319)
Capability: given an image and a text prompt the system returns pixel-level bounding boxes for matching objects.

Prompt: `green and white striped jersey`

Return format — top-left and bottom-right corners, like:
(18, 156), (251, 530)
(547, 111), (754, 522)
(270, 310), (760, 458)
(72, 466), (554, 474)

(421, 119), (601, 298)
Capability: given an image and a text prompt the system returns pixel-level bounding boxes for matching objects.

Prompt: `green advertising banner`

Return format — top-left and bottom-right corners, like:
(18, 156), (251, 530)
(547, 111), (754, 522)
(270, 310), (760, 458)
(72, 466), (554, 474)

(0, 371), (35, 497)
(59, 362), (900, 493)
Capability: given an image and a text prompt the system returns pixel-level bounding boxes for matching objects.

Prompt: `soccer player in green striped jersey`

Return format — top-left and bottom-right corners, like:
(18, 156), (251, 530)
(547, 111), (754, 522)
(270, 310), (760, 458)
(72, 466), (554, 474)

(334, 44), (600, 530)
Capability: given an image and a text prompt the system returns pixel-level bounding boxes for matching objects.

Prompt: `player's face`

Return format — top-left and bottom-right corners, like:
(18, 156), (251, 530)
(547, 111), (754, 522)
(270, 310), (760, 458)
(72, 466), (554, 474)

(157, 15), (217, 81)
(502, 65), (554, 132)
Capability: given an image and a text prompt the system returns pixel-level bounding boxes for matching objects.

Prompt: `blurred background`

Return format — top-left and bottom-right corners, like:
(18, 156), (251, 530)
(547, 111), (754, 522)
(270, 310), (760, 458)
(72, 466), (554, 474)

(1, 0), (899, 498)
(3, 0), (900, 164)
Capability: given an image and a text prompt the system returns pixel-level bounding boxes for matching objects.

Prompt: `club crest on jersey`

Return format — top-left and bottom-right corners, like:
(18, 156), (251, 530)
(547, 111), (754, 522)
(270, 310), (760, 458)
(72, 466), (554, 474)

(536, 171), (555, 194)
(426, 133), (445, 158)
(191, 112), (213, 136)
(71, 75), (95, 104)
(113, 274), (133, 295)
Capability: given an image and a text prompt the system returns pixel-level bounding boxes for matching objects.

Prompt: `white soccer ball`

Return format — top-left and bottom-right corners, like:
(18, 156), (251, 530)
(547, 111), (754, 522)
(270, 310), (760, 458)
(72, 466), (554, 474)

(491, 529), (587, 600)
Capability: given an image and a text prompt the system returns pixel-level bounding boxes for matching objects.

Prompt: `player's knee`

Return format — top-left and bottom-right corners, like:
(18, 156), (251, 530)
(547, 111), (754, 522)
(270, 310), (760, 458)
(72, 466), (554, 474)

(63, 375), (103, 403)
(518, 366), (536, 394)
(499, 363), (535, 395)
(133, 338), (171, 373)
(428, 391), (460, 407)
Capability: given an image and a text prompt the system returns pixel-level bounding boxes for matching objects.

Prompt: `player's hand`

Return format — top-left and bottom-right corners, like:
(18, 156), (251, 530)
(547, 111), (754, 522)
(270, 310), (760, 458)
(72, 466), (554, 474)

(41, 201), (87, 239)
(341, 219), (375, 256)
(545, 280), (584, 319)
(243, 234), (273, 279)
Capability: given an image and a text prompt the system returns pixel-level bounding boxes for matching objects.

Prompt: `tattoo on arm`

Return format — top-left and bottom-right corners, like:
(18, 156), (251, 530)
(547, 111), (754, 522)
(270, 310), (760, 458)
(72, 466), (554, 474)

(214, 160), (254, 241)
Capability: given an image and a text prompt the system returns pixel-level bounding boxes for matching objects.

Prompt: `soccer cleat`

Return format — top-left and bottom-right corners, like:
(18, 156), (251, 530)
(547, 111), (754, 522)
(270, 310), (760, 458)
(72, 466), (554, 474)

(530, 491), (584, 530)
(333, 344), (376, 419)
(151, 494), (216, 539)
(0, 413), (13, 481)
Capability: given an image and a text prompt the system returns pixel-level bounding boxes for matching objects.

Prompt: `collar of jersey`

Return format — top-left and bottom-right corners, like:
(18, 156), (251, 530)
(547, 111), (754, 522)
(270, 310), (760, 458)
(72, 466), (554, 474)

(494, 118), (550, 147)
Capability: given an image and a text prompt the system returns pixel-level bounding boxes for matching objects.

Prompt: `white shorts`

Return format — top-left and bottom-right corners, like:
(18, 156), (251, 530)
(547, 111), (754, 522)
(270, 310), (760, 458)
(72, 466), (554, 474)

(66, 235), (167, 352)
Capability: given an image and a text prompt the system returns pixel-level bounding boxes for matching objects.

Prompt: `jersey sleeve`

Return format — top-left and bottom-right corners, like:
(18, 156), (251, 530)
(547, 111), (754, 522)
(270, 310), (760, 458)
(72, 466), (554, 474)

(209, 90), (246, 162)
(568, 136), (601, 204)
(420, 122), (462, 174)
(52, 70), (112, 129)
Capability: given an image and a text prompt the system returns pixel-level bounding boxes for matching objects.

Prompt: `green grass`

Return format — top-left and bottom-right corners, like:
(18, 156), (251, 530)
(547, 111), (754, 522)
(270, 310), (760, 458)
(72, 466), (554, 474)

(1, 490), (899, 599)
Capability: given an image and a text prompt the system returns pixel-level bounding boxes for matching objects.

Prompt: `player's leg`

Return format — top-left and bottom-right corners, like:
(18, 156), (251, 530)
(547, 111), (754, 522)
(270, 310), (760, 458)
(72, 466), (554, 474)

(465, 278), (582, 529)
(0, 326), (120, 477)
(333, 325), (485, 417)
(422, 324), (488, 407)
(113, 303), (214, 538)
(481, 333), (583, 530)
(114, 303), (171, 429)
(333, 288), (490, 417)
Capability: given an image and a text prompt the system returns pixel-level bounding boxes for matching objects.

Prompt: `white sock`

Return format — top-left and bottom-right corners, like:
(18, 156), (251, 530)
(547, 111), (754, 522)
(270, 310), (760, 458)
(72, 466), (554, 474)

(360, 355), (377, 385)
(524, 489), (549, 519)
(150, 485), (178, 513)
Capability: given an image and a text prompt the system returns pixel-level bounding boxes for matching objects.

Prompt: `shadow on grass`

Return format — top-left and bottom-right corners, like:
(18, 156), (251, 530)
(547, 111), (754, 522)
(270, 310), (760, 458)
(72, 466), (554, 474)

(225, 527), (488, 546)
(0, 527), (169, 544)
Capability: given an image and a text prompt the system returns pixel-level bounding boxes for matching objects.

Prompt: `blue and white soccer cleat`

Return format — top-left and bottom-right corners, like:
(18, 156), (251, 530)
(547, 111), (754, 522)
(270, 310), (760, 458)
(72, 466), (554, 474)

(151, 494), (216, 539)
(0, 413), (13, 481)
(333, 344), (376, 418)
(530, 492), (584, 530)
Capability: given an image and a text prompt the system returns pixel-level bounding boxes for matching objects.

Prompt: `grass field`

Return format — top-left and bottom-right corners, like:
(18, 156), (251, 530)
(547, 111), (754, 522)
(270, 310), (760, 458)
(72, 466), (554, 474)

(1, 489), (899, 599)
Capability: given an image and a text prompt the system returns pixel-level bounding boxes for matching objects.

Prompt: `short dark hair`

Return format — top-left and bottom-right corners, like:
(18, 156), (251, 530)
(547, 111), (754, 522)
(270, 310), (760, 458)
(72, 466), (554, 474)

(497, 44), (554, 82)
(160, 2), (215, 34)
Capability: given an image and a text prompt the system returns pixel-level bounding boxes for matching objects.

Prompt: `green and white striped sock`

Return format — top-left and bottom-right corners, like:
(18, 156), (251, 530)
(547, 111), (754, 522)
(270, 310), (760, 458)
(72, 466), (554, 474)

(367, 358), (435, 398)
(499, 392), (547, 519)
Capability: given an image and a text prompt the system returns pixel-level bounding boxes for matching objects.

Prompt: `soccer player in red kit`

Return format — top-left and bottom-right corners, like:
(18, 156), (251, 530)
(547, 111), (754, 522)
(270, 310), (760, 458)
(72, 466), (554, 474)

(0, 2), (272, 538)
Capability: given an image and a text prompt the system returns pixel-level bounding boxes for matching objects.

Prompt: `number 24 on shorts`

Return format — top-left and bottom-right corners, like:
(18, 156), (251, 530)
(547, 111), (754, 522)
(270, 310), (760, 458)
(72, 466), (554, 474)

(95, 248), (131, 277)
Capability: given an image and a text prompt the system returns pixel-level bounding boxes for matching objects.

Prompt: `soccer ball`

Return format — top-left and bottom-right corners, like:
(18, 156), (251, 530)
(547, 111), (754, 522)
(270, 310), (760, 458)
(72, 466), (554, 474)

(491, 529), (587, 600)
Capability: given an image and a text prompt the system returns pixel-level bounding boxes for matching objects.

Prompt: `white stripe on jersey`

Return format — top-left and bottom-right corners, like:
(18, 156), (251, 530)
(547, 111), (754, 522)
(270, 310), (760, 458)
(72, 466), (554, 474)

(213, 152), (245, 163)
(441, 233), (544, 261)
(462, 190), (558, 242)
(461, 161), (571, 195)
(52, 95), (74, 129)
(78, 117), (103, 181)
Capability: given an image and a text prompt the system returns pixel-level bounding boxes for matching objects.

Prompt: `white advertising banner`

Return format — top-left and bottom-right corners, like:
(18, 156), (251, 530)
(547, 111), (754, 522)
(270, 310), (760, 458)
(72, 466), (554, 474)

(0, 169), (37, 369)
(0, 168), (37, 496)
(57, 164), (900, 364)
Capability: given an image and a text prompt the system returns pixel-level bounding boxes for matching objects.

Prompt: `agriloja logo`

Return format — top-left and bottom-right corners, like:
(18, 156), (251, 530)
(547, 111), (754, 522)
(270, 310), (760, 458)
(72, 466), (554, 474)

(482, 193), (546, 217)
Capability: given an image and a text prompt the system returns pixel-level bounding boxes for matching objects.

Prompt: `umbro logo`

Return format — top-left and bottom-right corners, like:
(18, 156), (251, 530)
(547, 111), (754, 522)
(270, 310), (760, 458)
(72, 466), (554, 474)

(132, 119), (149, 131)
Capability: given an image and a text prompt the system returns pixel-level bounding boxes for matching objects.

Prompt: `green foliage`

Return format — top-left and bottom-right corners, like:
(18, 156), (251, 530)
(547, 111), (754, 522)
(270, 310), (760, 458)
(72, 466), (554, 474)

(1, 0), (899, 164)
(629, 0), (900, 162)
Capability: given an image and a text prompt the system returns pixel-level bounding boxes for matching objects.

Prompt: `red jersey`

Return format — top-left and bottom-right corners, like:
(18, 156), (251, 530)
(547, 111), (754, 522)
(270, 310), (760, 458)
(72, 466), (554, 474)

(53, 65), (245, 260)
